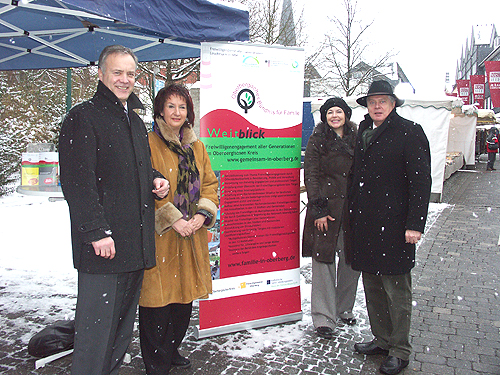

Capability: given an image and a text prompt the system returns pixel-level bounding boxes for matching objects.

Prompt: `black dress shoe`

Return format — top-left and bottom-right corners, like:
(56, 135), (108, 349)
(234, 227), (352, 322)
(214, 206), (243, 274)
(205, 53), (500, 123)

(172, 350), (191, 369)
(379, 355), (409, 375)
(354, 340), (389, 356)
(340, 317), (357, 326)
(316, 326), (334, 339)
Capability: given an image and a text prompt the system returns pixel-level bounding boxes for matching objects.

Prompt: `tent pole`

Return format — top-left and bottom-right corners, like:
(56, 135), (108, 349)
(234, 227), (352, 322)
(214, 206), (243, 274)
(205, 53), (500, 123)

(66, 68), (72, 113)
(151, 70), (155, 102)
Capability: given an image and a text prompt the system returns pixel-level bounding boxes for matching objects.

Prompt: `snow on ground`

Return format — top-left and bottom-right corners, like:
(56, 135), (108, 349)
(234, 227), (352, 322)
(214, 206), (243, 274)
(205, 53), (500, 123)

(0, 193), (76, 346)
(0, 190), (448, 356)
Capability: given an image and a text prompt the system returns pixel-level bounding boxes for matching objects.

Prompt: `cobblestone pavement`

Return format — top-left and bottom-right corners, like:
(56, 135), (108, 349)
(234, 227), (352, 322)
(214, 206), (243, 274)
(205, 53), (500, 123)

(1, 159), (500, 374)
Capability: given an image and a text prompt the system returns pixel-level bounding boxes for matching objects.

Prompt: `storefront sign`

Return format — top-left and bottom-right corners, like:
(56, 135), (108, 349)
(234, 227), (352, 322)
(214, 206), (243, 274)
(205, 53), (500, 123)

(456, 79), (470, 105)
(486, 61), (500, 108)
(470, 75), (485, 109)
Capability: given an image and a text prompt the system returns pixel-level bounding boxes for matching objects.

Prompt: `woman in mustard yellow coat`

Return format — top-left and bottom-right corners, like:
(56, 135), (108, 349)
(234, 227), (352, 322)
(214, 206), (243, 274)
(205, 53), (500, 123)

(139, 84), (218, 375)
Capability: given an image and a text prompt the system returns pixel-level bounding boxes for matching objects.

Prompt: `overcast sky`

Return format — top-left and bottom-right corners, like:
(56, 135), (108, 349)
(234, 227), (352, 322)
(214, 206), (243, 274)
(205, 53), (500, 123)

(300, 0), (500, 97)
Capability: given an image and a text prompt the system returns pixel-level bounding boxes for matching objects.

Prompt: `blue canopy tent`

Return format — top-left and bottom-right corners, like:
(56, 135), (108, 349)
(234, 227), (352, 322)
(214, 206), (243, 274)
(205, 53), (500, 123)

(3, 0), (248, 200)
(0, 0), (249, 70)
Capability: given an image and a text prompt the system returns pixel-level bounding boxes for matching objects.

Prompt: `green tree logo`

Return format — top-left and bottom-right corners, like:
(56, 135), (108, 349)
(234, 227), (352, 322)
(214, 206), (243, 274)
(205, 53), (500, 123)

(237, 89), (255, 114)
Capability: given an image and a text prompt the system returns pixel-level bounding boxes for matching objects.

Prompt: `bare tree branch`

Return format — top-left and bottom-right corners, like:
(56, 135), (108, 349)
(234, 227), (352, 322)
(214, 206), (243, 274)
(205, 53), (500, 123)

(137, 58), (201, 113)
(240, 0), (306, 46)
(312, 0), (395, 97)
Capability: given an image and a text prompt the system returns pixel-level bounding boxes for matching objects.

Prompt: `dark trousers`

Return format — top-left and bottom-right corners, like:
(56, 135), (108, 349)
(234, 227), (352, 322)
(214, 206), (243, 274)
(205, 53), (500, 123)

(72, 269), (144, 375)
(487, 152), (497, 169)
(139, 302), (193, 375)
(362, 271), (412, 361)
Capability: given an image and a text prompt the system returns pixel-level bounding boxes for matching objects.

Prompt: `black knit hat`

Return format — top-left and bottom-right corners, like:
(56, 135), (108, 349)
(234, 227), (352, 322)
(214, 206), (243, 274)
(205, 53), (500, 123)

(356, 80), (404, 107)
(320, 97), (352, 123)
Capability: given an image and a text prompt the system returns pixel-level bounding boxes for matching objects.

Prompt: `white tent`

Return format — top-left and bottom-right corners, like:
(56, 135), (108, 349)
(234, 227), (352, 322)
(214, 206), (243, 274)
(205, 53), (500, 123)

(447, 114), (477, 166)
(308, 96), (470, 202)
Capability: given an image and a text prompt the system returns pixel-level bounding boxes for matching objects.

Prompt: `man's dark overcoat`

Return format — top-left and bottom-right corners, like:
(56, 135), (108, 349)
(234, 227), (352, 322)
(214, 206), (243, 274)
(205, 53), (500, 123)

(302, 120), (357, 263)
(59, 81), (161, 273)
(347, 109), (431, 275)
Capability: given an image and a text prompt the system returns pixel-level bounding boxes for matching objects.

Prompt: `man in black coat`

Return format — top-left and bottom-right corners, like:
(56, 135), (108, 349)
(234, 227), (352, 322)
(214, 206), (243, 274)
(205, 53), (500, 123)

(59, 45), (169, 375)
(347, 80), (431, 375)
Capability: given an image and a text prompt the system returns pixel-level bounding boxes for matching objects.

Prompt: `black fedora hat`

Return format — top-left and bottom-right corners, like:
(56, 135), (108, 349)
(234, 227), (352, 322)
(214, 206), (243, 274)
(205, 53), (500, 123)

(356, 80), (404, 107)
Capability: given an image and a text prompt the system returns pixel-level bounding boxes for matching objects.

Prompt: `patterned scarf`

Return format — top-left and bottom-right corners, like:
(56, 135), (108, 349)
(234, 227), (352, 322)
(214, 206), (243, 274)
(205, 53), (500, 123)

(154, 122), (201, 219)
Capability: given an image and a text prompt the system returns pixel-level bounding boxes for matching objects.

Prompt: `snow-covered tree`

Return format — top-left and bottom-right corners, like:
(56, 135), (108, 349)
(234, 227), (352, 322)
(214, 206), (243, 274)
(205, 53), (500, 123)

(0, 69), (67, 195)
(0, 59), (199, 195)
(70, 66), (99, 108)
(137, 58), (200, 118)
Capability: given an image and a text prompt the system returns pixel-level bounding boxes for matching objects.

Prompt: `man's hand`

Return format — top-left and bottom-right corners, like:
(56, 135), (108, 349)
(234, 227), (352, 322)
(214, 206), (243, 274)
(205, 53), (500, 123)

(92, 237), (116, 259)
(405, 229), (422, 244)
(153, 178), (169, 198)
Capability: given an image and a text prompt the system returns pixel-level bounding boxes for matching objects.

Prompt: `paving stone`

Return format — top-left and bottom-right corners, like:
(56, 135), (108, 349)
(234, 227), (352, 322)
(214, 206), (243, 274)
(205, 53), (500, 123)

(454, 369), (481, 375)
(420, 362), (455, 375)
(472, 362), (500, 373)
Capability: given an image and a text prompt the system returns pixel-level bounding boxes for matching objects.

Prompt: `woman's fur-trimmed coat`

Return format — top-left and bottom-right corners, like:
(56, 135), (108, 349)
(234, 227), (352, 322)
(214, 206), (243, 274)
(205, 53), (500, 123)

(139, 120), (219, 307)
(302, 120), (357, 263)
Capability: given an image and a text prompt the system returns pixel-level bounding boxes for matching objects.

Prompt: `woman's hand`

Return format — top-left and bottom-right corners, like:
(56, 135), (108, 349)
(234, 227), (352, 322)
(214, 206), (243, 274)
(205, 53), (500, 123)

(152, 178), (169, 198)
(172, 218), (194, 237)
(188, 214), (206, 233)
(314, 215), (335, 232)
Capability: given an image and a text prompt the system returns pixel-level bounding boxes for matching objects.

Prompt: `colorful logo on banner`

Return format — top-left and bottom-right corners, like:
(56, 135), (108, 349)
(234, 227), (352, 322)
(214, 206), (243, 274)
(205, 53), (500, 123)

(456, 79), (470, 105)
(237, 89), (256, 113)
(470, 75), (485, 109)
(486, 61), (500, 108)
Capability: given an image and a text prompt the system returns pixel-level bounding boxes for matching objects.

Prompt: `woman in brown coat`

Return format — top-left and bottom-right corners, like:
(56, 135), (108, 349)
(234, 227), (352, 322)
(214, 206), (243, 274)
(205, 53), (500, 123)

(139, 84), (219, 374)
(302, 97), (360, 339)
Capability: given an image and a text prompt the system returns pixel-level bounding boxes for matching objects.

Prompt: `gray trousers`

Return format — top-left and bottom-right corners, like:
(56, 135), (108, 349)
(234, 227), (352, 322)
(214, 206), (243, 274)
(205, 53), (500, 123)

(362, 271), (412, 360)
(71, 269), (144, 375)
(311, 231), (361, 329)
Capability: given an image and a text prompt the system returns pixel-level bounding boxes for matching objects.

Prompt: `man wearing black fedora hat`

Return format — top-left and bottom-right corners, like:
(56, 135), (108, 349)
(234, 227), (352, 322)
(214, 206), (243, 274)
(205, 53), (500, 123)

(346, 80), (431, 374)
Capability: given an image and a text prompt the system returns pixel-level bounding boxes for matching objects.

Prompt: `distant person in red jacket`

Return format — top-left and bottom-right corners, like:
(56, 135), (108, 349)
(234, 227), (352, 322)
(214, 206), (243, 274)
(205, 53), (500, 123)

(486, 127), (499, 171)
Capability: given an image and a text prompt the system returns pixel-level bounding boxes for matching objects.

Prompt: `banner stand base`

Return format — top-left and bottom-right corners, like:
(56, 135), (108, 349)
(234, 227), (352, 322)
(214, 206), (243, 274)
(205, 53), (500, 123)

(193, 311), (302, 339)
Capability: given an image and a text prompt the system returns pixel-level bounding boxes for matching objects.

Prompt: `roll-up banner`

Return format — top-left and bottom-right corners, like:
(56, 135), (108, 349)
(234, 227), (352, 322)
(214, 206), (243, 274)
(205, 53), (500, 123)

(470, 75), (485, 109)
(196, 42), (304, 338)
(486, 61), (500, 108)
(456, 79), (470, 105)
